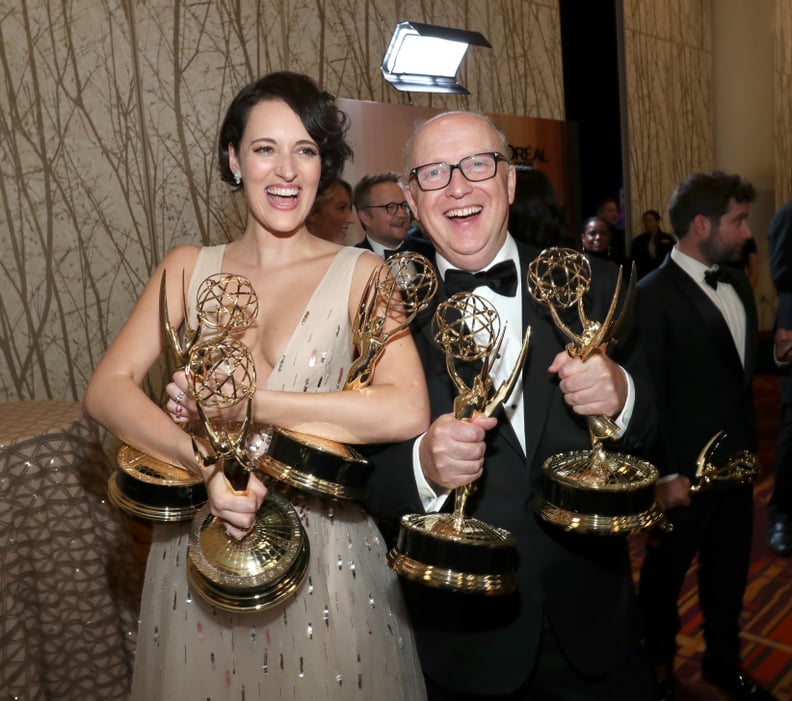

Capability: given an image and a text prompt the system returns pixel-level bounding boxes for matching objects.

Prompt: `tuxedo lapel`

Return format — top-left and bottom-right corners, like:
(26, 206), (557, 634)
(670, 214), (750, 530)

(516, 244), (559, 469)
(664, 260), (745, 375)
(415, 260), (469, 417)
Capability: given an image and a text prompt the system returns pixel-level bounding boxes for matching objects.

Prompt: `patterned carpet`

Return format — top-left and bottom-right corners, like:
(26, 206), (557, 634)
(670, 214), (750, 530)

(630, 373), (792, 700)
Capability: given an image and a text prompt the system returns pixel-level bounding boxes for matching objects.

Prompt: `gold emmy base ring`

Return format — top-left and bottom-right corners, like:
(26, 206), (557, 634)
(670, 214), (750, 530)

(187, 491), (310, 612)
(257, 426), (370, 501)
(538, 449), (664, 535)
(109, 443), (207, 522)
(387, 512), (518, 595)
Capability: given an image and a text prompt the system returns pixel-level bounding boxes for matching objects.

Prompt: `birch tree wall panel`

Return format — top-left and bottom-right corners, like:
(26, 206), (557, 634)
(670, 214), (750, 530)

(622, 0), (714, 235)
(0, 0), (563, 403)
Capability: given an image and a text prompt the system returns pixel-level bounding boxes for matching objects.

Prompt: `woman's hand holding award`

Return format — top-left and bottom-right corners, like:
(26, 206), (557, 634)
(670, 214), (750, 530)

(259, 252), (438, 501)
(109, 271), (253, 522)
(183, 284), (310, 614)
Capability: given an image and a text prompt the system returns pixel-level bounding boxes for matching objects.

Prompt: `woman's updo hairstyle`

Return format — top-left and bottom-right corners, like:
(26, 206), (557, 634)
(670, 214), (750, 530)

(218, 71), (353, 193)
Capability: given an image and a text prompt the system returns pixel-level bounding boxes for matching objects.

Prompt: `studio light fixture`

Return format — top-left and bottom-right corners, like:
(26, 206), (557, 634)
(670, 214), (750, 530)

(381, 21), (492, 95)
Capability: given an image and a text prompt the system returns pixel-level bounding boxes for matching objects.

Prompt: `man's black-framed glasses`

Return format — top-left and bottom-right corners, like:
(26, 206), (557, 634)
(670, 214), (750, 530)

(364, 201), (410, 215)
(409, 152), (508, 191)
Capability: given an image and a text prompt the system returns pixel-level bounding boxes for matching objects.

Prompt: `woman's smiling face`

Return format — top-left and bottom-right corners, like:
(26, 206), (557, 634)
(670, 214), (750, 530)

(228, 99), (321, 235)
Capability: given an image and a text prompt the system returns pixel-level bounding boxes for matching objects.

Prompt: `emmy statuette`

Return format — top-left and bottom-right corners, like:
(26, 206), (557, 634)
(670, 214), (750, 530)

(653, 431), (761, 534)
(185, 334), (310, 613)
(690, 430), (761, 494)
(109, 272), (262, 522)
(526, 247), (663, 535)
(109, 270), (206, 521)
(388, 292), (532, 595)
(259, 252), (438, 501)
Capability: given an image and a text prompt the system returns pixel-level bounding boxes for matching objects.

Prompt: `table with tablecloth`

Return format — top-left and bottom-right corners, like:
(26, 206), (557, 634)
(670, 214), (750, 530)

(0, 400), (143, 700)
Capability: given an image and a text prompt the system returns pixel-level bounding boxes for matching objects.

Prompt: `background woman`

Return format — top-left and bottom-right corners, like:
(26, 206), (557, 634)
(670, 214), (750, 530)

(508, 164), (572, 249)
(581, 215), (615, 260)
(581, 215), (630, 274)
(305, 177), (355, 244)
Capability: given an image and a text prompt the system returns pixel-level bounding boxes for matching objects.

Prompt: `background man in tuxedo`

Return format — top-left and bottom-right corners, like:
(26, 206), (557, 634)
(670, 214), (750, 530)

(353, 171), (433, 258)
(631, 209), (676, 279)
(596, 196), (627, 260)
(367, 111), (658, 700)
(636, 172), (774, 701)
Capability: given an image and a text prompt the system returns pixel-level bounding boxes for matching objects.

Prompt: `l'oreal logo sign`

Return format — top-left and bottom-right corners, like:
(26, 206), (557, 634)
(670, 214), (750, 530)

(508, 144), (549, 166)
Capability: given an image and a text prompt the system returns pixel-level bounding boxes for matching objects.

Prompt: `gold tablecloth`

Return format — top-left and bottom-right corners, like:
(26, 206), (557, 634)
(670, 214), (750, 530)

(0, 400), (143, 700)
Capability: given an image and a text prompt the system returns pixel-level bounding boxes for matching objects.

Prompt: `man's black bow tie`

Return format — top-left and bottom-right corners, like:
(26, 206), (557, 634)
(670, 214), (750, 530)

(704, 266), (730, 289)
(384, 245), (405, 259)
(444, 260), (518, 297)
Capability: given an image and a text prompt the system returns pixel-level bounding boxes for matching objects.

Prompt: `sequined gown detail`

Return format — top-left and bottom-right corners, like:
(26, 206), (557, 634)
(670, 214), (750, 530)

(130, 245), (426, 700)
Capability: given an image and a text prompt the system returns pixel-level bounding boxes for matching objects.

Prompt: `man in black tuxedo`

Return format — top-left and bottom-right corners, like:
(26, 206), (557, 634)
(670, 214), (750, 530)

(631, 209), (676, 279)
(596, 196), (627, 260)
(353, 171), (434, 259)
(767, 199), (792, 555)
(636, 172), (774, 701)
(366, 111), (658, 700)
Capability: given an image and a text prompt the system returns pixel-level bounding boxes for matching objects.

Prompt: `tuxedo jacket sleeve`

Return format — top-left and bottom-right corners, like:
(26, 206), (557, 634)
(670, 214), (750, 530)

(769, 200), (792, 330)
(769, 200), (792, 406)
(767, 200), (792, 356)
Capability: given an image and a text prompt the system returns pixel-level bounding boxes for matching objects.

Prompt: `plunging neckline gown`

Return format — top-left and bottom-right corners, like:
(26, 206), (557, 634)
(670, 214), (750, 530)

(129, 245), (426, 700)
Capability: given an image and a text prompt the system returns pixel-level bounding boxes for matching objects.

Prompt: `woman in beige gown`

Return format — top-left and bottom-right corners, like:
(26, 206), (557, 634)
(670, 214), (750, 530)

(84, 71), (429, 700)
